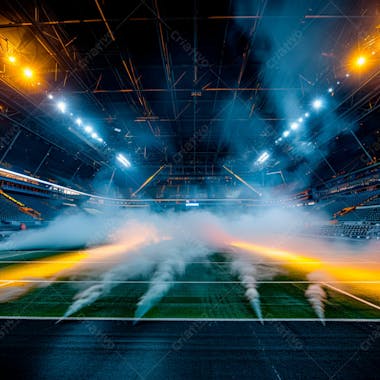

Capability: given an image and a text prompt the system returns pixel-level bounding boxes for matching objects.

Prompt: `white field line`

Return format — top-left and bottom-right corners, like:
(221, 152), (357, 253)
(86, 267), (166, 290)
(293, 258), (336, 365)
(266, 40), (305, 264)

(0, 280), (379, 284)
(0, 280), (14, 287)
(0, 316), (378, 322)
(0, 259), (379, 265)
(0, 250), (76, 258)
(323, 282), (380, 311)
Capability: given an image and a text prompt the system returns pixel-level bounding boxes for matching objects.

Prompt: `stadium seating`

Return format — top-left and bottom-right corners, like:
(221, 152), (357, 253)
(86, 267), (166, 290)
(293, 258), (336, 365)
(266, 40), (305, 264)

(0, 196), (35, 222)
(337, 207), (380, 222)
(318, 223), (374, 239)
(9, 194), (61, 220)
(363, 195), (380, 206)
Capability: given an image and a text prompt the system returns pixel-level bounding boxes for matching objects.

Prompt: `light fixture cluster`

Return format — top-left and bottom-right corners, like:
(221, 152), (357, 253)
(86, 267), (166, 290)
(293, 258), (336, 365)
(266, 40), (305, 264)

(273, 32), (379, 147)
(274, 53), (371, 147)
(47, 93), (132, 169)
(47, 93), (105, 145)
(274, 98), (324, 145)
(256, 151), (270, 165)
(4, 53), (41, 86)
(116, 153), (132, 168)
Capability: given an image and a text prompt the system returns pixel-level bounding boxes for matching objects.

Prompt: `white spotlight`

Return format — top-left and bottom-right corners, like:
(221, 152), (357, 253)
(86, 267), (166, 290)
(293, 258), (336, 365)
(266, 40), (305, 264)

(91, 132), (98, 139)
(256, 151), (270, 164)
(283, 130), (290, 138)
(312, 99), (323, 110)
(47, 94), (54, 100)
(84, 125), (93, 133)
(298, 117), (303, 123)
(75, 118), (82, 126)
(328, 88), (333, 93)
(117, 153), (131, 168)
(291, 122), (299, 131)
(304, 112), (310, 118)
(57, 101), (66, 113)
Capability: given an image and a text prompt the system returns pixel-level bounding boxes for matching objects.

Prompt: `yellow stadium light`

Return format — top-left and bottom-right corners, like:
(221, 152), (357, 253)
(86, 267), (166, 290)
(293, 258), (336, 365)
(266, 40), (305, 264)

(8, 56), (16, 63)
(356, 56), (366, 66)
(23, 67), (33, 78)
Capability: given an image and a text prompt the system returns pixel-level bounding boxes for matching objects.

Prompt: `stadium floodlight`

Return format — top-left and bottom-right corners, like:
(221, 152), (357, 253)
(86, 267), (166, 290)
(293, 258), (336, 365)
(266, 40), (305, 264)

(257, 151), (270, 164)
(57, 101), (66, 113)
(75, 118), (82, 126)
(84, 125), (93, 133)
(8, 56), (16, 63)
(304, 112), (310, 118)
(283, 130), (290, 138)
(328, 88), (333, 93)
(356, 56), (366, 66)
(47, 94), (54, 100)
(312, 98), (323, 110)
(91, 132), (98, 139)
(275, 137), (283, 144)
(23, 68), (33, 78)
(97, 137), (104, 143)
(185, 201), (199, 207)
(298, 117), (303, 123)
(291, 122), (299, 131)
(117, 153), (131, 168)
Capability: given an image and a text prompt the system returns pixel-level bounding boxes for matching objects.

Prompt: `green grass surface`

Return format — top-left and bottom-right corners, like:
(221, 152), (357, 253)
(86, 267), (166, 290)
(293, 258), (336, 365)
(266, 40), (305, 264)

(0, 250), (379, 319)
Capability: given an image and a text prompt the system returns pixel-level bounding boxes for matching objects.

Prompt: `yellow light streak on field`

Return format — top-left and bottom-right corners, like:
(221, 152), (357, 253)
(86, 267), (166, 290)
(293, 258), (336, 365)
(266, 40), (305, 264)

(231, 241), (380, 299)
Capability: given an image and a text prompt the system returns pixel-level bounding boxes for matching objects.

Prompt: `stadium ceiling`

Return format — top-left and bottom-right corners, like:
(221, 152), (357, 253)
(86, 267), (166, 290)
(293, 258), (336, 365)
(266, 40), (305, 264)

(0, 0), (379, 187)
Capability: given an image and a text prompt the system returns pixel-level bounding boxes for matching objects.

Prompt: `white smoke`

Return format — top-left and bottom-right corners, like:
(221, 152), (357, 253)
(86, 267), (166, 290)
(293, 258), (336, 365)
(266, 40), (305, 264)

(0, 212), (115, 250)
(230, 255), (263, 322)
(134, 239), (211, 321)
(63, 283), (104, 318)
(0, 206), (378, 322)
(61, 246), (158, 319)
(305, 283), (327, 324)
(61, 234), (212, 320)
(62, 255), (155, 318)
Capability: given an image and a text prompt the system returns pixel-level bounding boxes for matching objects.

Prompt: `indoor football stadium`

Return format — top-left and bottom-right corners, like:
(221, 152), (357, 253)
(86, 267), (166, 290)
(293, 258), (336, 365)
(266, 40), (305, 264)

(0, 1), (379, 379)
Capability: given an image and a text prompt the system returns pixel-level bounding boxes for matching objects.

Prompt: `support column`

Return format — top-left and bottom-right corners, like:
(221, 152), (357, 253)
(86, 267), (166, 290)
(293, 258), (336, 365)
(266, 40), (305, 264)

(33, 146), (52, 176)
(350, 130), (373, 164)
(0, 129), (21, 164)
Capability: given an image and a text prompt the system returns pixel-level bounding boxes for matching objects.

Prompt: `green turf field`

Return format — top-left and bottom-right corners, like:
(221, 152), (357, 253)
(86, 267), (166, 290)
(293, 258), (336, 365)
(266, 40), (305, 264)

(0, 250), (379, 320)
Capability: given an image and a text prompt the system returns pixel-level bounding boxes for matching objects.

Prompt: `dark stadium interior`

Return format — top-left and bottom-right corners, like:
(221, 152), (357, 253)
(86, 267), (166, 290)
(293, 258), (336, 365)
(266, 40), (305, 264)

(0, 1), (379, 379)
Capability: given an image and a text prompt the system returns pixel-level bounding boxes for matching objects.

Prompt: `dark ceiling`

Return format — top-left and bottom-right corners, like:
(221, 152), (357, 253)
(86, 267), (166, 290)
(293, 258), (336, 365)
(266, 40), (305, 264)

(0, 0), (379, 194)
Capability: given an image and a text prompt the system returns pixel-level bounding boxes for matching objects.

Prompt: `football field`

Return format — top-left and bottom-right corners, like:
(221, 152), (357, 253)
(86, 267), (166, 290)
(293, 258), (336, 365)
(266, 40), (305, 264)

(0, 249), (379, 321)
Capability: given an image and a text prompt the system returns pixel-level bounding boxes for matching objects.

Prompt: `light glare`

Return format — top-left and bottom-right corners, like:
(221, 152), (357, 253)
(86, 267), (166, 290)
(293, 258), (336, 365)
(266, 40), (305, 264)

(57, 101), (66, 113)
(117, 153), (131, 168)
(257, 151), (270, 164)
(291, 122), (299, 131)
(23, 68), (33, 78)
(356, 56), (366, 66)
(312, 99), (323, 110)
